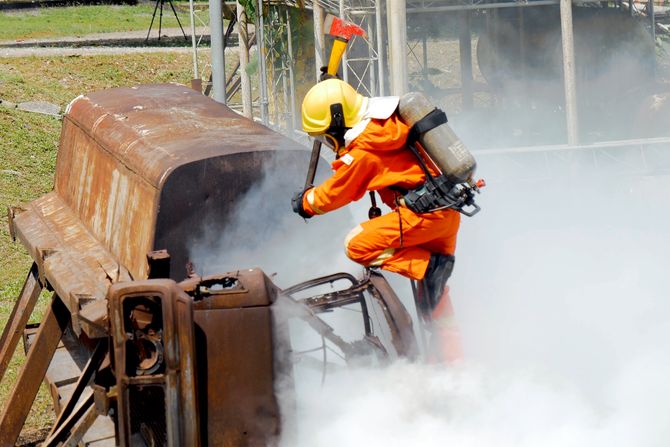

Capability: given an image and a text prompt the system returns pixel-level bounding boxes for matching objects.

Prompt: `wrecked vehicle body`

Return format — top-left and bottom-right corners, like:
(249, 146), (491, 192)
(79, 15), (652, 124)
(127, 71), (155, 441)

(0, 83), (417, 446)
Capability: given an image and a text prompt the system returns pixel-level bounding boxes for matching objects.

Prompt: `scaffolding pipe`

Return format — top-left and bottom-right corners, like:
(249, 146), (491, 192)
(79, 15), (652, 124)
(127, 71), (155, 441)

(287, 9), (298, 131)
(257, 0), (269, 123)
(374, 0), (385, 96)
(459, 11), (473, 110)
(339, 0), (349, 83)
(344, 0), (605, 14)
(388, 0), (408, 95)
(367, 14), (377, 96)
(560, 0), (578, 144)
(237, 1), (252, 117)
(313, 2), (326, 81)
(209, 0), (226, 104)
(189, 0), (199, 82)
(405, 0), (559, 13)
(649, 0), (656, 76)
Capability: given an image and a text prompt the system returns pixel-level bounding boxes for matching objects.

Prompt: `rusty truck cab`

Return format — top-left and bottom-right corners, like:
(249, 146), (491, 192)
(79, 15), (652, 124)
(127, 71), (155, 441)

(1, 83), (417, 447)
(3, 84), (308, 446)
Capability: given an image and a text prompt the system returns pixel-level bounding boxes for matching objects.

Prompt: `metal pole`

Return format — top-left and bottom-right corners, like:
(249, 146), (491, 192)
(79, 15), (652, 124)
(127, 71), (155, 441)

(375, 0), (385, 95)
(286, 9), (298, 132)
(189, 0), (200, 86)
(368, 15), (377, 96)
(237, 1), (252, 117)
(459, 11), (473, 110)
(339, 0), (349, 83)
(209, 0), (227, 104)
(313, 2), (326, 81)
(257, 0), (269, 124)
(560, 0), (578, 145)
(388, 0), (408, 95)
(649, 0), (657, 76)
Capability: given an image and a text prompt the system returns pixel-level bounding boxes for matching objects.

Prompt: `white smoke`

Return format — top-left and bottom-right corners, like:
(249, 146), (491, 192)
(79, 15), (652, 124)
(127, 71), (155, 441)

(191, 10), (670, 441)
(278, 148), (670, 447)
(187, 138), (670, 447)
(187, 152), (365, 289)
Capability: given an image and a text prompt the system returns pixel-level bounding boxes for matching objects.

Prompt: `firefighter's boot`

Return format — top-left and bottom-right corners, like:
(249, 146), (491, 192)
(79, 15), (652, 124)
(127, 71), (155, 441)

(418, 253), (455, 320)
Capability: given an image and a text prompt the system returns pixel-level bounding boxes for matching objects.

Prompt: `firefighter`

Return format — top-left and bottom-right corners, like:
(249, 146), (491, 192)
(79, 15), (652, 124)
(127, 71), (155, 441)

(291, 78), (460, 327)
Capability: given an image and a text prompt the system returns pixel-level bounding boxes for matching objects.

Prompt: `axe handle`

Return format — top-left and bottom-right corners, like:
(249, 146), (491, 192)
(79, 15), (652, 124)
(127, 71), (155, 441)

(327, 37), (348, 76)
(304, 139), (322, 190)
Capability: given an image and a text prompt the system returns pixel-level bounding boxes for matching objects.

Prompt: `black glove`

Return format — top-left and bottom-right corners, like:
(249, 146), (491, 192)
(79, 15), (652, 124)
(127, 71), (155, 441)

(291, 189), (313, 219)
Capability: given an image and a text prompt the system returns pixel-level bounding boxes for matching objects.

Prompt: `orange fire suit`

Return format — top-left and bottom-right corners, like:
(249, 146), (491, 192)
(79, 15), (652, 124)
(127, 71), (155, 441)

(302, 113), (460, 281)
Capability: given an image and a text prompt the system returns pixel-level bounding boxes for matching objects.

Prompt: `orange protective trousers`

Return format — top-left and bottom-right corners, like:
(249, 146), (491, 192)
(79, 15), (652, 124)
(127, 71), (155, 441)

(345, 207), (459, 280)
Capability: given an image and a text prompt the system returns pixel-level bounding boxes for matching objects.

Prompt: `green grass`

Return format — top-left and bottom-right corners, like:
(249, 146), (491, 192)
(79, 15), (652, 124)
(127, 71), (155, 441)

(0, 50), (207, 442)
(0, 52), (198, 104)
(0, 3), (196, 41)
(0, 107), (63, 442)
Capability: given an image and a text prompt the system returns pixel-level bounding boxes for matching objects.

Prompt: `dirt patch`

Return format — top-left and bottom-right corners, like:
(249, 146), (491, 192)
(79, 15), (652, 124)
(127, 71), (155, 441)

(16, 428), (50, 447)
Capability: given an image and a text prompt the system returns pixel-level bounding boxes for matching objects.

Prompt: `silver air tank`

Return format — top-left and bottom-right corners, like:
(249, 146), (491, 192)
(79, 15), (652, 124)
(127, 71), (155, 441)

(398, 92), (477, 184)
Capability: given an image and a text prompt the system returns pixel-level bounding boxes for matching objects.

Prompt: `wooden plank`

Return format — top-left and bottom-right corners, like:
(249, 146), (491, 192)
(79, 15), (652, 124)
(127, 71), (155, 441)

(23, 324), (115, 445)
(48, 341), (106, 440)
(0, 295), (69, 447)
(0, 263), (42, 384)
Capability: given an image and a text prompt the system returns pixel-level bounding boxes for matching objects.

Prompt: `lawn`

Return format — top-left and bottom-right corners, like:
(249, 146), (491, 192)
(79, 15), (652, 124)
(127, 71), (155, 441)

(0, 50), (206, 443)
(0, 2), (197, 41)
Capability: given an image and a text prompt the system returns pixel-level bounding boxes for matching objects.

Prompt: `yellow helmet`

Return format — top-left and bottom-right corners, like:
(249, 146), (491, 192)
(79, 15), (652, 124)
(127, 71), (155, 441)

(301, 79), (368, 136)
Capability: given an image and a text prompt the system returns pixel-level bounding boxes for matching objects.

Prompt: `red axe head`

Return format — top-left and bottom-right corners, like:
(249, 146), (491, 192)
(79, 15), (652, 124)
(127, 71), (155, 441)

(324, 14), (367, 41)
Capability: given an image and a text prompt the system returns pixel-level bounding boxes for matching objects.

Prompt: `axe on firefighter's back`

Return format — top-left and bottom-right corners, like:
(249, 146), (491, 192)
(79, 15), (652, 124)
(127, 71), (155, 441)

(303, 15), (366, 191)
(323, 14), (367, 76)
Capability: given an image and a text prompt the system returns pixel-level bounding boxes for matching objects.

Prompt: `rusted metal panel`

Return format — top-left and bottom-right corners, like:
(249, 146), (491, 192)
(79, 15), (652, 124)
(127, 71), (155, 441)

(108, 279), (199, 447)
(183, 269), (277, 309)
(12, 82), (311, 317)
(64, 84), (302, 186)
(191, 270), (283, 446)
(55, 84), (306, 280)
(195, 307), (280, 447)
(54, 123), (158, 278)
(0, 295), (70, 447)
(154, 149), (311, 281)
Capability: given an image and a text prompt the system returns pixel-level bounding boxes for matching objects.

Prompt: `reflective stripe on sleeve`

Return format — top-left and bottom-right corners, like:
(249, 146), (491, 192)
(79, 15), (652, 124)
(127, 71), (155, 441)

(306, 189), (325, 215)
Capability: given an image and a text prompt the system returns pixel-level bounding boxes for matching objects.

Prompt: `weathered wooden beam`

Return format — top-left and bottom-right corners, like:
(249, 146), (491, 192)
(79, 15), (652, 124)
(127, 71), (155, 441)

(0, 295), (69, 447)
(0, 263), (42, 384)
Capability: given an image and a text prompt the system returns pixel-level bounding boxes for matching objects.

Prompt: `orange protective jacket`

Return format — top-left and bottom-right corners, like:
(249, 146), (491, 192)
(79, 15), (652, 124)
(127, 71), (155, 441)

(303, 114), (430, 213)
(302, 113), (460, 279)
(302, 113), (460, 257)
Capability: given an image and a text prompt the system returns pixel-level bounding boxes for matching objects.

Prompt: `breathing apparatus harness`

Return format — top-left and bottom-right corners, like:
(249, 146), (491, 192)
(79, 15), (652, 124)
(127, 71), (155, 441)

(401, 108), (483, 217)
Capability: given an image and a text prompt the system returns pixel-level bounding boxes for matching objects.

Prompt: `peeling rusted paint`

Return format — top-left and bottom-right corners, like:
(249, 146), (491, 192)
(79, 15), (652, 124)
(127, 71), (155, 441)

(13, 83), (309, 320)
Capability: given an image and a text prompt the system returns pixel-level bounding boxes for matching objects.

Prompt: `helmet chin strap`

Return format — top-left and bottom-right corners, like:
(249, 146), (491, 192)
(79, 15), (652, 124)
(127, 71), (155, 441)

(327, 103), (347, 152)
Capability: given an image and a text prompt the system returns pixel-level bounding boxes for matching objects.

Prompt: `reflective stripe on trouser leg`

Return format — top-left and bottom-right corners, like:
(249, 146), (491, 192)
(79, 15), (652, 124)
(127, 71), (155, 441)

(345, 215), (431, 279)
(344, 225), (364, 258)
(346, 226), (396, 266)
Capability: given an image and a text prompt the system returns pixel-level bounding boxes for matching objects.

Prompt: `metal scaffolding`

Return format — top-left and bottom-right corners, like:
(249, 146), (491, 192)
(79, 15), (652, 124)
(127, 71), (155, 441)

(200, 0), (665, 147)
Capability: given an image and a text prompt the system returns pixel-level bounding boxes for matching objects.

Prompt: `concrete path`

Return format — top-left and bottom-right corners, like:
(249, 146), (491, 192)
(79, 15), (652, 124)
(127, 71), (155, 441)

(0, 26), (219, 57)
(0, 26), (208, 46)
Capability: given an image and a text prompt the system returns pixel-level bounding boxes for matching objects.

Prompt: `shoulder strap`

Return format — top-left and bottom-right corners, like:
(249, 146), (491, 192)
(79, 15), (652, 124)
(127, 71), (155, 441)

(406, 108), (447, 145)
